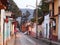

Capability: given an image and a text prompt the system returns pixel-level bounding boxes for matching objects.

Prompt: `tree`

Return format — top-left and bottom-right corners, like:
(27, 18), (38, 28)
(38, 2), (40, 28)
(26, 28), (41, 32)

(33, 0), (49, 25)
(39, 0), (49, 15)
(31, 18), (36, 22)
(33, 0), (49, 17)
(38, 16), (44, 25)
(8, 0), (22, 18)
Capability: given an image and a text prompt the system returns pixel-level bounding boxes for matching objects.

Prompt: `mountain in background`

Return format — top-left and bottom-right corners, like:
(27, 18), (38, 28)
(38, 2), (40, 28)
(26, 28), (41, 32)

(21, 9), (34, 20)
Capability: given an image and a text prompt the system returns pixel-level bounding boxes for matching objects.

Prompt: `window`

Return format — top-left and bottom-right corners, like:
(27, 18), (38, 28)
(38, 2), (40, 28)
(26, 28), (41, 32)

(50, 18), (56, 30)
(52, 18), (56, 30)
(58, 7), (60, 14)
(49, 10), (52, 17)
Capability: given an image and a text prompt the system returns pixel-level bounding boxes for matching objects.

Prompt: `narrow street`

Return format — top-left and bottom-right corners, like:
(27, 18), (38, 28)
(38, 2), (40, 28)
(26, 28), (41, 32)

(1, 0), (60, 45)
(14, 32), (48, 45)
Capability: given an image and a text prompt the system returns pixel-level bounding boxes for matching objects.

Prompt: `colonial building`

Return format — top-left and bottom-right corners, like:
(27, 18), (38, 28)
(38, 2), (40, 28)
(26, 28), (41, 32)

(0, 0), (8, 45)
(46, 0), (60, 41)
(0, 0), (8, 9)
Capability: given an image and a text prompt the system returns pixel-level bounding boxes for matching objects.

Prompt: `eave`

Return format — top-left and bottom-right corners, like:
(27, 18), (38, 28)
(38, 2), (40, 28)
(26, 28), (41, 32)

(0, 0), (8, 9)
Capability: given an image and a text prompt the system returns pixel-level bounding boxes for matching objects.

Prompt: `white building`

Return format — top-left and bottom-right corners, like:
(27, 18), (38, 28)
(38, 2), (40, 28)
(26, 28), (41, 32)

(42, 14), (50, 39)
(16, 17), (21, 25)
(58, 15), (60, 40)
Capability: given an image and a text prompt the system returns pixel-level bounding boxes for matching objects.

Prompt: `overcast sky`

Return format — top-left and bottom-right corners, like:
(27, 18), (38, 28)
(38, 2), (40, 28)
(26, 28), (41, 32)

(13, 0), (41, 9)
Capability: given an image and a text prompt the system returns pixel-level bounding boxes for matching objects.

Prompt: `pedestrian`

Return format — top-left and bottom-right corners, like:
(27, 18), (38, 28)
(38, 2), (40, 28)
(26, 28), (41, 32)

(14, 21), (18, 38)
(28, 25), (31, 35)
(17, 21), (20, 31)
(14, 27), (18, 38)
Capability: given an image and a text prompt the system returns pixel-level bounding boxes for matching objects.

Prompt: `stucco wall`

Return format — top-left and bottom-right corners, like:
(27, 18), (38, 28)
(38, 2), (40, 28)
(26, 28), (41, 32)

(54, 0), (58, 15)
(58, 15), (60, 40)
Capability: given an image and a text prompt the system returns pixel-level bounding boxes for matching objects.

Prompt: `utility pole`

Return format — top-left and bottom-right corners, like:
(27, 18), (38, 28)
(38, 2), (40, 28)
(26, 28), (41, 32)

(36, 0), (38, 39)
(26, 0), (38, 38)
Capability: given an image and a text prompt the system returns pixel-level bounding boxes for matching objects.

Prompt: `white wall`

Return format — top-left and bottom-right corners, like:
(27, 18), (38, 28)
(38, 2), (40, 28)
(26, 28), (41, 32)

(58, 15), (60, 40)
(16, 17), (21, 25)
(58, 0), (60, 40)
(31, 23), (36, 33)
(1, 9), (5, 45)
(42, 14), (49, 38)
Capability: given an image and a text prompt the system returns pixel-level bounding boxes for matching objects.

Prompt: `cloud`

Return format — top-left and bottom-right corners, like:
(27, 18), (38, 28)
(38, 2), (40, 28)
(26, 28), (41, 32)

(13, 0), (41, 9)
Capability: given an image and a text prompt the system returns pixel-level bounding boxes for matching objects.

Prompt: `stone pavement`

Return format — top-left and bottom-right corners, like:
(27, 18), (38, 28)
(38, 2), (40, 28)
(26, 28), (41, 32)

(29, 34), (60, 45)
(14, 32), (48, 45)
(7, 35), (15, 45)
(28, 32), (60, 45)
(6, 32), (60, 45)
(39, 38), (60, 45)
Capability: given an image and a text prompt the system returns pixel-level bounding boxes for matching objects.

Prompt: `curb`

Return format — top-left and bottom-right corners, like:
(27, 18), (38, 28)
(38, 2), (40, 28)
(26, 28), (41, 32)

(7, 34), (15, 45)
(27, 35), (60, 45)
(38, 38), (60, 45)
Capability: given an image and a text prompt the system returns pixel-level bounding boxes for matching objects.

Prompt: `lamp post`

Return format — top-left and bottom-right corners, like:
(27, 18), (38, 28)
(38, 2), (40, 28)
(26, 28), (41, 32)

(35, 0), (38, 39)
(26, 0), (38, 39)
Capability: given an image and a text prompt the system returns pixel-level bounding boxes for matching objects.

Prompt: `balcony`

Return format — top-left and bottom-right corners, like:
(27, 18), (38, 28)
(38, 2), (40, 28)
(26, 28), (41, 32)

(1, 0), (8, 6)
(45, 0), (54, 3)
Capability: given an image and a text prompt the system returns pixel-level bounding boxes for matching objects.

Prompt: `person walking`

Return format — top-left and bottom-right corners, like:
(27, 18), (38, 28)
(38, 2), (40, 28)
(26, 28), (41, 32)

(14, 21), (18, 38)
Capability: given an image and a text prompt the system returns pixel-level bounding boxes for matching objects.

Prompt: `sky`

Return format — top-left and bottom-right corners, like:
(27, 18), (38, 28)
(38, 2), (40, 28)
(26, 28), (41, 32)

(13, 0), (41, 9)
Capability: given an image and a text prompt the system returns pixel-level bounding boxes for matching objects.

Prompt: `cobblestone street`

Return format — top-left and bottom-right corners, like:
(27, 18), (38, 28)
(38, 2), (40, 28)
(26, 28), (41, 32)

(10, 32), (48, 45)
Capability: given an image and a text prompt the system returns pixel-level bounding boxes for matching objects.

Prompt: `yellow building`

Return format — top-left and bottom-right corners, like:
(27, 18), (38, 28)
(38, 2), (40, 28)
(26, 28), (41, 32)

(46, 0), (60, 41)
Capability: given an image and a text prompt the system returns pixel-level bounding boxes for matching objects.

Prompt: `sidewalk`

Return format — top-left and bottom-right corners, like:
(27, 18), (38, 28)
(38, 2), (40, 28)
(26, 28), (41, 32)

(38, 38), (60, 45)
(7, 35), (15, 45)
(28, 33), (60, 45)
(33, 36), (60, 45)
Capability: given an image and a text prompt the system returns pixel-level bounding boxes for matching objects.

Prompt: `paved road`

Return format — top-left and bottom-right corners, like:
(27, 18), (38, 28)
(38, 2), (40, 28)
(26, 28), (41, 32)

(15, 32), (48, 45)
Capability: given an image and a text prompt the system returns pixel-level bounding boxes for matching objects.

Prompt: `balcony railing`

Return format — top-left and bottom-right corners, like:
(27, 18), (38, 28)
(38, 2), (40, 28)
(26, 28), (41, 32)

(45, 0), (54, 3)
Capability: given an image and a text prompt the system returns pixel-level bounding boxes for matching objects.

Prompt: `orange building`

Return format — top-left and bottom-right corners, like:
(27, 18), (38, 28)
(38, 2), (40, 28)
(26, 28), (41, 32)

(46, 0), (60, 41)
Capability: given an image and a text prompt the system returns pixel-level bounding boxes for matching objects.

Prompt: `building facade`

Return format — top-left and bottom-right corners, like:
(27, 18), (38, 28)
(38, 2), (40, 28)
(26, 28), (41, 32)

(42, 14), (49, 39)
(46, 0), (60, 41)
(0, 0), (8, 45)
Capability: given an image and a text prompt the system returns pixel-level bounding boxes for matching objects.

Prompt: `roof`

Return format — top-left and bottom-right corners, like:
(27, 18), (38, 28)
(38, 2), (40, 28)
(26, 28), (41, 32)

(0, 0), (8, 9)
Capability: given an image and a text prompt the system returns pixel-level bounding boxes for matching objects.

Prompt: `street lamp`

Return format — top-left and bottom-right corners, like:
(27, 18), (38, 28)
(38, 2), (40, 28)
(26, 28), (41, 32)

(26, 0), (38, 39)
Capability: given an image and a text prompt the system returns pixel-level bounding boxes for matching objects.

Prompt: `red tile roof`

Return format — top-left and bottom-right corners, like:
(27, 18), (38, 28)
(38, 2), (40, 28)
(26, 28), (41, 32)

(0, 0), (8, 9)
(1, 0), (7, 6)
